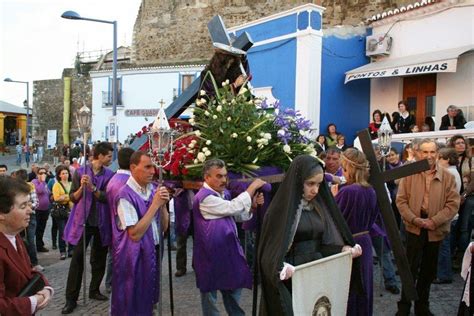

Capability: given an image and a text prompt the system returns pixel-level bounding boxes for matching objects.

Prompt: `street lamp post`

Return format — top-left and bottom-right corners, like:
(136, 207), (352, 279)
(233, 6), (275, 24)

(4, 78), (30, 168)
(61, 10), (118, 157)
(76, 103), (91, 304)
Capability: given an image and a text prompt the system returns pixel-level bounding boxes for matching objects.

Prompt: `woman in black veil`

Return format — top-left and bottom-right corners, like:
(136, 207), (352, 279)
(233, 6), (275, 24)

(258, 155), (363, 316)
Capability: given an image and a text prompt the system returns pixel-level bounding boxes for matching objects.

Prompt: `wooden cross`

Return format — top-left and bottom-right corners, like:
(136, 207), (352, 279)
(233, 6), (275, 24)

(130, 15), (254, 151)
(358, 129), (430, 300)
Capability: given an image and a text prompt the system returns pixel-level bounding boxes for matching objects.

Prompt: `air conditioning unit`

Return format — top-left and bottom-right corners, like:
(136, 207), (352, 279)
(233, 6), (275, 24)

(366, 34), (392, 56)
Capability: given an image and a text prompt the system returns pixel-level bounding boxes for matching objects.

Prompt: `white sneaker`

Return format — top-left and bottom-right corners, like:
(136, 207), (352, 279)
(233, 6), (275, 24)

(32, 265), (44, 272)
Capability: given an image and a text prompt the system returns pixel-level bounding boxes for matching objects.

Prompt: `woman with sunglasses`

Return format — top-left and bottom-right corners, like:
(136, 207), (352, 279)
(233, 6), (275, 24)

(31, 167), (51, 254)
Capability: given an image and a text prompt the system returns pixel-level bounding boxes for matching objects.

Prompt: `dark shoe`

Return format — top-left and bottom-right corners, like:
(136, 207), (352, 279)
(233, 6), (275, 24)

(68, 251), (73, 258)
(432, 278), (452, 284)
(175, 269), (186, 277)
(386, 284), (400, 294)
(89, 292), (108, 301)
(37, 247), (49, 252)
(61, 300), (77, 314)
(52, 245), (58, 250)
(414, 308), (434, 316)
(60, 253), (66, 260)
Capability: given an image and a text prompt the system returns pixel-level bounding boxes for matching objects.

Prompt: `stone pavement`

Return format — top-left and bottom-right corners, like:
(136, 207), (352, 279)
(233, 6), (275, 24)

(36, 232), (464, 316)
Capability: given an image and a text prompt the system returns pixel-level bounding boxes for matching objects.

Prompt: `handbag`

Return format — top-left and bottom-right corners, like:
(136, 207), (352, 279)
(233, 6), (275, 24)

(17, 274), (46, 297)
(51, 182), (70, 220)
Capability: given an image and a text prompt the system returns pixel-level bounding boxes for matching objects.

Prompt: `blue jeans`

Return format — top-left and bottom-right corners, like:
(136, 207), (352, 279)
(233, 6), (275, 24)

(372, 235), (398, 287)
(200, 289), (244, 316)
(437, 232), (452, 281)
(16, 153), (22, 165)
(105, 248), (113, 289)
(26, 213), (38, 265)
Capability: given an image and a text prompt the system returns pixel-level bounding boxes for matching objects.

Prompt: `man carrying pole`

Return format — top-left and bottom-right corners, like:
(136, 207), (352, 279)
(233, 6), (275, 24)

(112, 150), (169, 315)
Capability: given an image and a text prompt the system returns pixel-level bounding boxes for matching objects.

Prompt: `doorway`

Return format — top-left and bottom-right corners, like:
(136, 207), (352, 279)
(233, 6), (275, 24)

(403, 74), (437, 128)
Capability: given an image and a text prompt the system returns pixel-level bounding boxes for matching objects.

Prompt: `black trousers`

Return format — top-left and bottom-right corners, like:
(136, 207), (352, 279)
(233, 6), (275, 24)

(65, 226), (108, 301)
(398, 229), (441, 315)
(175, 233), (188, 272)
(35, 210), (50, 250)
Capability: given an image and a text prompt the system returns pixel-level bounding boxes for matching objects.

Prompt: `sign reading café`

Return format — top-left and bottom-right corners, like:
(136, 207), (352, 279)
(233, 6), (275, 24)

(125, 109), (160, 117)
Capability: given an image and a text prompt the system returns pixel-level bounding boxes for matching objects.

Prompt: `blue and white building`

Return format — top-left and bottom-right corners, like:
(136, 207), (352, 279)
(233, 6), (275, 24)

(90, 3), (371, 143)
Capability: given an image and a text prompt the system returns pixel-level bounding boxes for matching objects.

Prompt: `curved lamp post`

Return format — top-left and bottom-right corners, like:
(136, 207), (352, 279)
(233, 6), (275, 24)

(76, 103), (91, 304)
(61, 10), (118, 158)
(4, 78), (30, 167)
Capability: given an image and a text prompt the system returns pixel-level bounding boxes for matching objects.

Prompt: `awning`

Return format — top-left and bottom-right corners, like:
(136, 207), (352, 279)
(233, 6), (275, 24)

(345, 45), (474, 83)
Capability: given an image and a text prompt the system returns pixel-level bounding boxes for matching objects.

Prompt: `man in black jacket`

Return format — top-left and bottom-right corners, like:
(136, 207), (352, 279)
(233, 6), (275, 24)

(440, 105), (466, 130)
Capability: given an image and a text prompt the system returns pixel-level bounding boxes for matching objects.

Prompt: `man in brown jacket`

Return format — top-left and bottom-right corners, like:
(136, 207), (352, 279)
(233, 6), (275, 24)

(396, 139), (460, 316)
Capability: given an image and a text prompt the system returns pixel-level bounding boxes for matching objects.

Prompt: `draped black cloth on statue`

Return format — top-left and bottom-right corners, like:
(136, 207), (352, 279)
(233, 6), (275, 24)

(257, 155), (363, 316)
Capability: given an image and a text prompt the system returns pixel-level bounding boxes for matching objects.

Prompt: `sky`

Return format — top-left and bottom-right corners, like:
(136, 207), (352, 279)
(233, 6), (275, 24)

(0, 0), (141, 107)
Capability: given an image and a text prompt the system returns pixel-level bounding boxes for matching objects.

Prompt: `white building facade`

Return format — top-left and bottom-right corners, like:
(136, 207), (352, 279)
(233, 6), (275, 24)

(345, 0), (474, 130)
(90, 65), (202, 143)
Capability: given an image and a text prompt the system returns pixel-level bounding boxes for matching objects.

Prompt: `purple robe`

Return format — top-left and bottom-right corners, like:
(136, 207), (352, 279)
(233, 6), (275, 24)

(106, 172), (131, 239)
(192, 187), (252, 292)
(336, 184), (380, 316)
(174, 190), (192, 236)
(63, 165), (114, 246)
(111, 183), (159, 315)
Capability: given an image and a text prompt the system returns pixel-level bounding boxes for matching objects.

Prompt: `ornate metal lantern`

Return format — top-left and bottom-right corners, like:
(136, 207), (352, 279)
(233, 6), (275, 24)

(76, 103), (91, 133)
(378, 116), (393, 158)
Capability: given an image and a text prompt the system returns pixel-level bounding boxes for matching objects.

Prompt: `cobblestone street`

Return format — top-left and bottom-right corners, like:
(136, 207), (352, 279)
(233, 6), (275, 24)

(1, 154), (465, 315)
(36, 234), (464, 316)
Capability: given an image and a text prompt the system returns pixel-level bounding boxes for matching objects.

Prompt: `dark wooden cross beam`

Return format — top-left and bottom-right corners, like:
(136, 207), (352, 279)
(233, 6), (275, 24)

(358, 129), (430, 300)
(129, 16), (254, 151)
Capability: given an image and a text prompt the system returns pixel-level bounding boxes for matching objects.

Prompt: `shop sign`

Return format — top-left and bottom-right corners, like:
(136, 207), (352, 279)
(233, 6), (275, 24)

(124, 109), (159, 117)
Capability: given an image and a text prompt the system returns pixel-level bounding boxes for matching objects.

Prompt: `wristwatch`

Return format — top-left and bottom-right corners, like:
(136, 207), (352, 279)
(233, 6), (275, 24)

(92, 186), (98, 193)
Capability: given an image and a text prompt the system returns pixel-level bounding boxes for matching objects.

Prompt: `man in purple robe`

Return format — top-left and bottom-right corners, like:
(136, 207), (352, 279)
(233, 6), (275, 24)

(104, 147), (135, 293)
(324, 148), (346, 185)
(62, 142), (114, 314)
(112, 150), (170, 315)
(193, 159), (266, 316)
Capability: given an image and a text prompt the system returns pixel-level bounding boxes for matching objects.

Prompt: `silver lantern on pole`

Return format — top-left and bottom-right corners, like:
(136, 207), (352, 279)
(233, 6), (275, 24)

(377, 116), (393, 172)
(75, 102), (91, 304)
(147, 100), (179, 316)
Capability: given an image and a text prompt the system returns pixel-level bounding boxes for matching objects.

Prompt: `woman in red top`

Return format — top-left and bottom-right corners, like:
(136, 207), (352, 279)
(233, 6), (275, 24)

(368, 109), (382, 140)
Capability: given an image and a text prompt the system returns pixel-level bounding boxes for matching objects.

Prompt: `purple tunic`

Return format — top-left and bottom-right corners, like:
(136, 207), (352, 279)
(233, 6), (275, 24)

(31, 179), (50, 211)
(174, 190), (192, 236)
(192, 187), (252, 292)
(111, 183), (159, 316)
(336, 184), (379, 316)
(63, 165), (114, 246)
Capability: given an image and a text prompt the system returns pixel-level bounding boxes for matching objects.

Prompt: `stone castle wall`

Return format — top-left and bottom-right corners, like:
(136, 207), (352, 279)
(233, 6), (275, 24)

(33, 69), (91, 146)
(131, 0), (413, 66)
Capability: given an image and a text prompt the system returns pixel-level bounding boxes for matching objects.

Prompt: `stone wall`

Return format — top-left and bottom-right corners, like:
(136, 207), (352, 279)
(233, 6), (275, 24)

(131, 0), (413, 66)
(33, 69), (91, 147)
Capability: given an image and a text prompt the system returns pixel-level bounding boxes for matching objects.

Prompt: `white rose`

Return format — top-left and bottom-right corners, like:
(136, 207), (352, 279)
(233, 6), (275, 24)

(299, 130), (306, 136)
(225, 79), (230, 85)
(202, 147), (208, 152)
(212, 115), (217, 119)
(200, 90), (206, 96)
(216, 105), (222, 112)
(191, 139), (197, 144)
(222, 81), (228, 87)
(283, 144), (292, 153)
(248, 146), (252, 150)
(246, 136), (252, 142)
(264, 133), (272, 140)
(195, 130), (201, 137)
(194, 159), (199, 164)
(188, 142), (195, 149)
(189, 118), (195, 125)
(204, 111), (210, 116)
(227, 117), (231, 122)
(200, 98), (207, 104)
(259, 132), (265, 137)
(197, 152), (206, 162)
(231, 133), (238, 138)
(238, 87), (248, 95)
(277, 129), (285, 136)
(254, 99), (263, 106)
(206, 140), (212, 145)
(205, 150), (211, 156)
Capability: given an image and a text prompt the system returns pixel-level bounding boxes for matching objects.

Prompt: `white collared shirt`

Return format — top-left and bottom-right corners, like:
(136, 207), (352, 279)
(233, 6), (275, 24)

(200, 183), (252, 221)
(117, 176), (160, 245)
